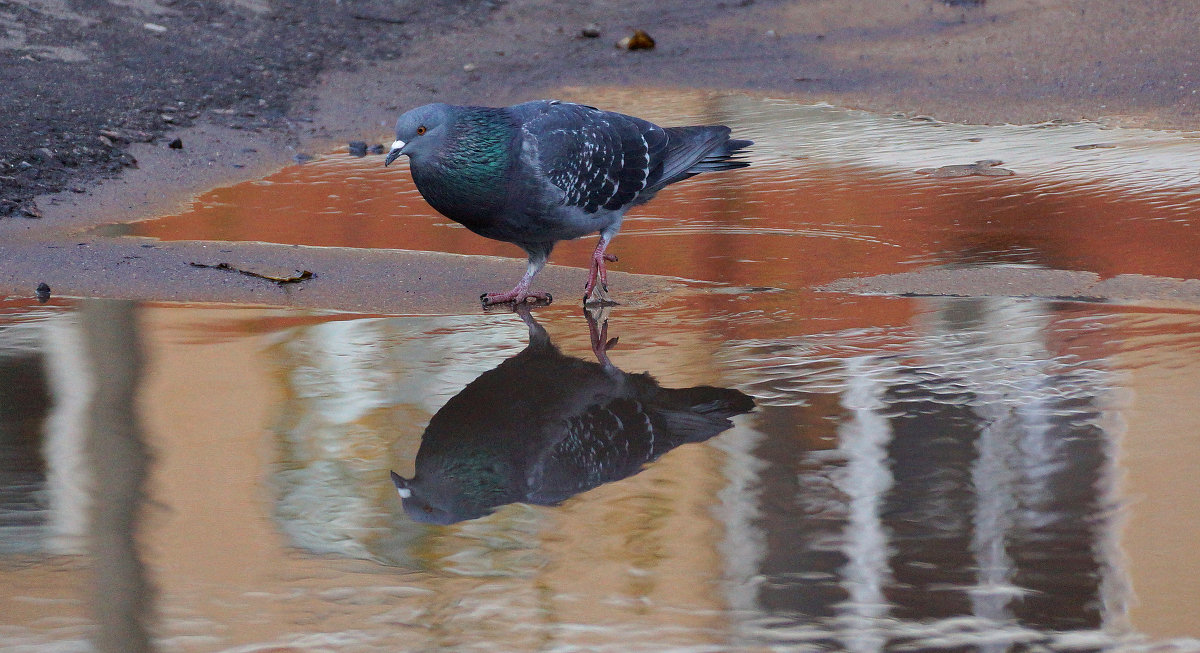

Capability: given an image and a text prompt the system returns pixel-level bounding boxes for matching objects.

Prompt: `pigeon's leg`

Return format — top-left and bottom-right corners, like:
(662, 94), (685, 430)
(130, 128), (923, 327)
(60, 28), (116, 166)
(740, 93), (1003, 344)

(584, 305), (619, 370)
(583, 232), (619, 302)
(512, 303), (552, 350)
(481, 246), (553, 306)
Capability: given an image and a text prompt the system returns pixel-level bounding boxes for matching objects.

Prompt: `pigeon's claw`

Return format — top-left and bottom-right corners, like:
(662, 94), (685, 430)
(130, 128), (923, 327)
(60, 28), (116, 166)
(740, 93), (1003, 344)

(584, 306), (618, 368)
(583, 249), (618, 302)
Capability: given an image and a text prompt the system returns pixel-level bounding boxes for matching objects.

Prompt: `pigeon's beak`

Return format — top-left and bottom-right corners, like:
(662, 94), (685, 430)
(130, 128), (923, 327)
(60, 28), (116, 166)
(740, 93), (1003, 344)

(390, 470), (413, 498)
(383, 139), (406, 167)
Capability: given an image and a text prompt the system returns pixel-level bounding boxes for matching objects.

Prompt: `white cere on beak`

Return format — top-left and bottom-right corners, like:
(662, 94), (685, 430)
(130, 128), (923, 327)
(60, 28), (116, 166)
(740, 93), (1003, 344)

(390, 139), (406, 152)
(396, 487), (412, 499)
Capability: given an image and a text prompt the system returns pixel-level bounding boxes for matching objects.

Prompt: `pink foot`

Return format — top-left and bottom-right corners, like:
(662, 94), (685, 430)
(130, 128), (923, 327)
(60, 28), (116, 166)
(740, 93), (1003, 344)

(583, 251), (618, 302)
(585, 310), (619, 367)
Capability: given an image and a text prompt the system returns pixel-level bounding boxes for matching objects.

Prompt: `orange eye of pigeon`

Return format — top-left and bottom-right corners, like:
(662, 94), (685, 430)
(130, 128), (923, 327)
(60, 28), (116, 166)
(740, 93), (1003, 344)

(416, 125), (427, 135)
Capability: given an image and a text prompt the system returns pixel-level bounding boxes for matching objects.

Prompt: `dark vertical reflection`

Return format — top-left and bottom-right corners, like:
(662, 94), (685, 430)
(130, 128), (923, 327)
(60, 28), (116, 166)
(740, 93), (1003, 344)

(0, 350), (51, 553)
(882, 382), (983, 621)
(80, 300), (153, 653)
(752, 398), (848, 619)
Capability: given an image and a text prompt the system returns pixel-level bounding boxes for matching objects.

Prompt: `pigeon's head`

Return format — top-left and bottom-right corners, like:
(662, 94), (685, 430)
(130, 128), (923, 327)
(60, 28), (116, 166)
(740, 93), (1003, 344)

(385, 103), (454, 167)
(389, 469), (467, 525)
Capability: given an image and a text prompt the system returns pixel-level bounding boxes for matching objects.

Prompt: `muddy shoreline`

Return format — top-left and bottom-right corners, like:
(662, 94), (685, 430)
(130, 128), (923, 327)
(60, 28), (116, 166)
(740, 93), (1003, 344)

(2, 0), (1199, 311)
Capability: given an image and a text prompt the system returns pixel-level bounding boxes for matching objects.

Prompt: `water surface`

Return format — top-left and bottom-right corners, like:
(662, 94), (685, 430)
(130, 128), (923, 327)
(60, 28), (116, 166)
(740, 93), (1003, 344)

(4, 95), (1200, 651)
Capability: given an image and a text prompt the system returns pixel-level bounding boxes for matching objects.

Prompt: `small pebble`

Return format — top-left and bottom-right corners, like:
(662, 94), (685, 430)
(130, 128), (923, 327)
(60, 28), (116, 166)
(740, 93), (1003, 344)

(348, 141), (369, 157)
(368, 143), (385, 154)
(616, 29), (655, 50)
(168, 138), (183, 149)
(580, 23), (601, 38)
(36, 282), (51, 303)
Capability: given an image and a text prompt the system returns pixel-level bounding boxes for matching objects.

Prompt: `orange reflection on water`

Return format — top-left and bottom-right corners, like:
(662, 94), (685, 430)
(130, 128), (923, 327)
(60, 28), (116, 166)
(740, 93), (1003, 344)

(126, 149), (1200, 347)
(132, 153), (1200, 288)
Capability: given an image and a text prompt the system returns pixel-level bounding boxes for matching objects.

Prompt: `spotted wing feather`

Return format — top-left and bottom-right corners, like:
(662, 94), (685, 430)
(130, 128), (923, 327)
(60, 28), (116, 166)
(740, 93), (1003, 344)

(526, 380), (755, 504)
(515, 101), (667, 214)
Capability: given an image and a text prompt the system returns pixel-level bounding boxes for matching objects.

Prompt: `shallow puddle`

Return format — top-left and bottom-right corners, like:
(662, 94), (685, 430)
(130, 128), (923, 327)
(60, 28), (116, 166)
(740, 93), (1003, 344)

(5, 94), (1200, 651)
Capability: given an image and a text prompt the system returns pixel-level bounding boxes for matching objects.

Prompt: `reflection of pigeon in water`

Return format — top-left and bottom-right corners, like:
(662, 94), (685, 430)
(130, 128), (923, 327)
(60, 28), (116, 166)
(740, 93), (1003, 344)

(390, 308), (754, 524)
(383, 100), (752, 305)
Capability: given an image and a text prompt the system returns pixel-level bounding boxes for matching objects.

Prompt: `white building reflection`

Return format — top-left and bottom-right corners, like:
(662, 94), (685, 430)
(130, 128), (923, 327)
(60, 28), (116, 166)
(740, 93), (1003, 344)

(0, 301), (151, 652)
(720, 296), (1131, 650)
(0, 309), (91, 556)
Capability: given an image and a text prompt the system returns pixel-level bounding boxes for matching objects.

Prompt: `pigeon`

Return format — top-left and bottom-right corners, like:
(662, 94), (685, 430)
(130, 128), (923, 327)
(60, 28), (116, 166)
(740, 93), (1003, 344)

(389, 306), (755, 524)
(384, 100), (753, 305)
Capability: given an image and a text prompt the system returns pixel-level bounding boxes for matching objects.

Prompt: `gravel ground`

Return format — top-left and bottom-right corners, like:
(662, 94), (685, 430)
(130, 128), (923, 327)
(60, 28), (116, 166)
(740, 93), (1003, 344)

(0, 0), (493, 218)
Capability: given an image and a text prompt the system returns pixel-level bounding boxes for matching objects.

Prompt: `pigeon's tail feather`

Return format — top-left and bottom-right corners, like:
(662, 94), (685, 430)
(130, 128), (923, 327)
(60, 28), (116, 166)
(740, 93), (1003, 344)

(687, 138), (754, 173)
(654, 386), (756, 443)
(673, 386), (756, 418)
(651, 126), (753, 192)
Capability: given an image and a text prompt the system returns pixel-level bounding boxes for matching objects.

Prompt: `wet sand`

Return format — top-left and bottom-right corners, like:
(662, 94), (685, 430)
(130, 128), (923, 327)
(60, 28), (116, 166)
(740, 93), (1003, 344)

(2, 0), (1199, 311)
(0, 237), (689, 314)
(819, 268), (1200, 308)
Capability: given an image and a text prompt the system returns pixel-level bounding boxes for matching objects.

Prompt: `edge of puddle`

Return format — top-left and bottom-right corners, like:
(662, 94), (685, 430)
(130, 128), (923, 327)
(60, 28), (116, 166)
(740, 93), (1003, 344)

(821, 267), (1200, 309)
(0, 238), (701, 315)
(5, 122), (307, 244)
